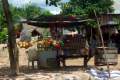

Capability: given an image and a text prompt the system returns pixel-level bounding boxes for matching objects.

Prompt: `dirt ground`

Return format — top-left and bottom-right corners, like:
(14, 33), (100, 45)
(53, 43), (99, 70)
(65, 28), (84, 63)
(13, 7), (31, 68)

(0, 44), (120, 80)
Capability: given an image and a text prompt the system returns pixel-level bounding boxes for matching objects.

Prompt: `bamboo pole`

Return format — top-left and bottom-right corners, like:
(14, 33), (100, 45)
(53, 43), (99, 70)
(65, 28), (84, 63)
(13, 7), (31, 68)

(93, 10), (110, 78)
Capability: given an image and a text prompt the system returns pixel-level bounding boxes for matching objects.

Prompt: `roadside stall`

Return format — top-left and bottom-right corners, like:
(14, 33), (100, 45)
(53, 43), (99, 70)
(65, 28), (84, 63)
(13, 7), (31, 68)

(18, 14), (119, 70)
(21, 15), (91, 68)
(94, 20), (118, 66)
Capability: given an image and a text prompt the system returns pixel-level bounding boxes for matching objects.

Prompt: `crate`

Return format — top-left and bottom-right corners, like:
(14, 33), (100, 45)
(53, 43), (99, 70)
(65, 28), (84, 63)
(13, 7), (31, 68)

(38, 49), (59, 68)
(47, 58), (59, 68)
(62, 35), (86, 49)
(95, 47), (118, 66)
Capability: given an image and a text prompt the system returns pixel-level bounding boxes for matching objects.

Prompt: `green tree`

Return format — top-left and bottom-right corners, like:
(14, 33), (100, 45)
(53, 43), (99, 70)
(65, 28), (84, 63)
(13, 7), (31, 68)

(0, 2), (52, 42)
(0, 1), (6, 28)
(0, 0), (8, 43)
(10, 4), (52, 20)
(61, 0), (114, 16)
(46, 0), (61, 7)
(42, 10), (52, 16)
(1, 0), (61, 76)
(0, 28), (8, 43)
(61, 0), (114, 29)
(22, 4), (53, 19)
(23, 5), (42, 19)
(10, 6), (25, 22)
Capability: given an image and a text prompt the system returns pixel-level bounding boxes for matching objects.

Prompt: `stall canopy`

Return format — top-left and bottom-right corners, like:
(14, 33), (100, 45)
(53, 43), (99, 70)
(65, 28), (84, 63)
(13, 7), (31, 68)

(101, 21), (118, 27)
(22, 15), (91, 27)
(98, 13), (119, 27)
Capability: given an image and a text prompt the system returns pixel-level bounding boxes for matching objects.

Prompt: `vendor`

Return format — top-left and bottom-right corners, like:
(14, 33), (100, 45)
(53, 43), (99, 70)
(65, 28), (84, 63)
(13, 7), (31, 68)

(116, 30), (120, 53)
(89, 35), (97, 56)
(63, 27), (78, 36)
(110, 29), (118, 48)
(20, 29), (31, 42)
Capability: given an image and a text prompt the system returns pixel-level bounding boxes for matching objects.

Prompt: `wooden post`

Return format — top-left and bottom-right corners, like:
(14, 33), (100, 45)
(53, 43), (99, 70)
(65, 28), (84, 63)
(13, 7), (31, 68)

(94, 10), (110, 78)
(2, 0), (19, 76)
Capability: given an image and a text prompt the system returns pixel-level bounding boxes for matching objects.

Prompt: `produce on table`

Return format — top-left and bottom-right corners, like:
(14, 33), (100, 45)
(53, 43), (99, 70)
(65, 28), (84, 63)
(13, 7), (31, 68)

(17, 38), (64, 49)
(17, 41), (32, 49)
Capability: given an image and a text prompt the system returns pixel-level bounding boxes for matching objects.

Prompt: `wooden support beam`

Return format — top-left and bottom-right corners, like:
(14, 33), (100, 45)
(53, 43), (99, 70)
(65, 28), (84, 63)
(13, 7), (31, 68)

(94, 10), (110, 78)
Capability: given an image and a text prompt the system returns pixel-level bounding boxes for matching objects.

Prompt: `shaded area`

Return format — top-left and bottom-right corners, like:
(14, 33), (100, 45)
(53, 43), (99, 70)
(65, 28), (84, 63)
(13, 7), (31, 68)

(0, 66), (84, 74)
(0, 65), (85, 79)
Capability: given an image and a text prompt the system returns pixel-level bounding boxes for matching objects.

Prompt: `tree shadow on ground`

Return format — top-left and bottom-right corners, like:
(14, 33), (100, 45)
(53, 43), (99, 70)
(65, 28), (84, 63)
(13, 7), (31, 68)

(0, 65), (85, 78)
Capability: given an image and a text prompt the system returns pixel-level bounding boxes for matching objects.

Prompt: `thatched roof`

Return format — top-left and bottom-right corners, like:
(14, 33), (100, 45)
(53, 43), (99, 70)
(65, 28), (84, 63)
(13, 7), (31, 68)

(22, 23), (48, 35)
(21, 14), (120, 29)
(101, 21), (118, 27)
(29, 15), (85, 21)
(98, 13), (120, 27)
(22, 15), (91, 28)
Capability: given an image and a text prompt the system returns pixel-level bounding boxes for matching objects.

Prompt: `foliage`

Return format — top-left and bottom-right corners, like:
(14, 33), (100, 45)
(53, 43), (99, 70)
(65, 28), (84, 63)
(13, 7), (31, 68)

(42, 10), (52, 16)
(86, 19), (98, 28)
(0, 28), (8, 43)
(0, 1), (6, 29)
(46, 0), (61, 7)
(23, 5), (42, 19)
(10, 6), (25, 23)
(61, 0), (114, 28)
(61, 0), (114, 16)
(0, 1), (52, 43)
(10, 4), (52, 21)
(113, 18), (120, 30)
(0, 0), (8, 43)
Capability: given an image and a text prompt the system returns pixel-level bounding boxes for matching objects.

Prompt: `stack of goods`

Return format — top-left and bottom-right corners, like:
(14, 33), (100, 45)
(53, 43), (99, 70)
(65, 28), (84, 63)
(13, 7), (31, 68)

(17, 37), (64, 50)
(63, 35), (86, 49)
(37, 38), (64, 50)
(17, 41), (32, 49)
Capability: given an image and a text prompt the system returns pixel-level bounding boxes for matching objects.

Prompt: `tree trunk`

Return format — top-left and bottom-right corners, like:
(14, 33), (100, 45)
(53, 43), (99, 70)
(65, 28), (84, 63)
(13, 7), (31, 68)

(1, 0), (19, 76)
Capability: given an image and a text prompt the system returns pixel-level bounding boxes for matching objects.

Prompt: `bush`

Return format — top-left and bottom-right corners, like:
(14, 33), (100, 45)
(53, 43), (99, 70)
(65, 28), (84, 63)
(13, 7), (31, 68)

(0, 28), (8, 43)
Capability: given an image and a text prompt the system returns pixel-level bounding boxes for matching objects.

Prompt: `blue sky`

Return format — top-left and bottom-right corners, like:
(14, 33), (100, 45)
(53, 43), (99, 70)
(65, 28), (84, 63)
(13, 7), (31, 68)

(8, 0), (120, 14)
(113, 0), (120, 13)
